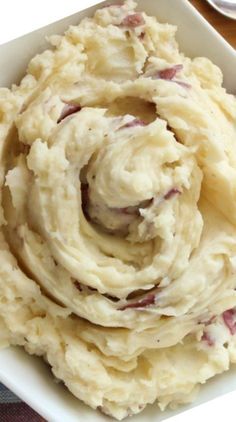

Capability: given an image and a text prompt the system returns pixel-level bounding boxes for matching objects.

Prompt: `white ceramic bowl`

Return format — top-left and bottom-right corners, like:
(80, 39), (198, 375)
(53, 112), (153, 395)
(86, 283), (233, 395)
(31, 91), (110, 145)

(0, 1), (236, 421)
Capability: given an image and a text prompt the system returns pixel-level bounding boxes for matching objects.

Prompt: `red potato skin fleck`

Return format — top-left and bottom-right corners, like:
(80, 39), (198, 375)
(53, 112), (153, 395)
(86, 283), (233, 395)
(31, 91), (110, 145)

(121, 118), (146, 129)
(223, 309), (236, 335)
(119, 293), (156, 311)
(121, 13), (145, 28)
(164, 188), (181, 200)
(201, 331), (215, 346)
(152, 64), (191, 88)
(57, 103), (81, 123)
(157, 64), (183, 80)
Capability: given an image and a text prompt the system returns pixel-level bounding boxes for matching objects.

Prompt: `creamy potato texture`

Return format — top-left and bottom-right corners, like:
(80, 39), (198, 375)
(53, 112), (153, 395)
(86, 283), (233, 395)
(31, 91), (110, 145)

(1, 0), (236, 419)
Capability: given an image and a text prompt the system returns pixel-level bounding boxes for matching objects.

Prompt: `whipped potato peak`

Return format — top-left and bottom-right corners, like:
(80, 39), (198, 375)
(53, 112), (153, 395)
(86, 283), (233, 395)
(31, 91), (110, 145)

(0, 0), (236, 419)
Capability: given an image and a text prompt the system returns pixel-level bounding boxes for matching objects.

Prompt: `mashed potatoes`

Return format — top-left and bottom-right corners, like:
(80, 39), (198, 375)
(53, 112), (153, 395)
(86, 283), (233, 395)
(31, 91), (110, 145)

(1, 0), (236, 419)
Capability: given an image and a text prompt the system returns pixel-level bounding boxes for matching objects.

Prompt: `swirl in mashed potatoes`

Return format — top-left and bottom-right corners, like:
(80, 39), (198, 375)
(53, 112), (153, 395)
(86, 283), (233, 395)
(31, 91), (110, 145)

(0, 1), (236, 419)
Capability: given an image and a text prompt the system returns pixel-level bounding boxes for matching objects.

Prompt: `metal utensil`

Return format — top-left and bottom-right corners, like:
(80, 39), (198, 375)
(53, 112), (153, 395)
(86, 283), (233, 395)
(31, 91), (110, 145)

(206, 0), (236, 19)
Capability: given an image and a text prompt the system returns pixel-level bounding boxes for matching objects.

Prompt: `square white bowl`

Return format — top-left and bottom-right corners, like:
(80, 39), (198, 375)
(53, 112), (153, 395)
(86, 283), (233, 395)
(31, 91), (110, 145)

(0, 1), (236, 421)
